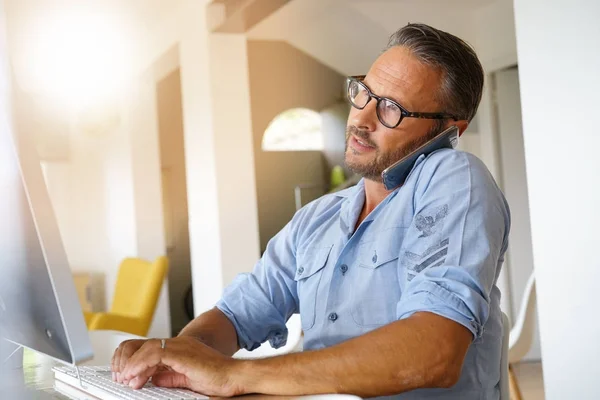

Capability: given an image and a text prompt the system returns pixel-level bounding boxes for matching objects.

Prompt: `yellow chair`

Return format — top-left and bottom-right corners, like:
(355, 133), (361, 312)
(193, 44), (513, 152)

(84, 256), (168, 337)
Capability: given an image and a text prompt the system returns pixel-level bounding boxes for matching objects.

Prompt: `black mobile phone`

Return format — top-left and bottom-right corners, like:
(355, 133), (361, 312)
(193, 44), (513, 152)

(381, 125), (459, 190)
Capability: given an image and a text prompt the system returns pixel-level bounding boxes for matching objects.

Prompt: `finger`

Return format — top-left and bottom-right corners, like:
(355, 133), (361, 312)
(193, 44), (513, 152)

(125, 339), (198, 389)
(119, 341), (144, 381)
(112, 340), (137, 371)
(111, 344), (126, 381)
(128, 365), (159, 390)
(152, 371), (189, 389)
(122, 340), (163, 384)
(111, 341), (129, 372)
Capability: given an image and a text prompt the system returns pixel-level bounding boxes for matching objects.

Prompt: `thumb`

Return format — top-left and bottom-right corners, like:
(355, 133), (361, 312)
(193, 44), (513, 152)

(152, 371), (189, 388)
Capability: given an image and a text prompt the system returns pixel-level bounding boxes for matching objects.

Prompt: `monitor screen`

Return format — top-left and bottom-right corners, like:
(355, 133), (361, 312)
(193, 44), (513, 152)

(0, 12), (93, 365)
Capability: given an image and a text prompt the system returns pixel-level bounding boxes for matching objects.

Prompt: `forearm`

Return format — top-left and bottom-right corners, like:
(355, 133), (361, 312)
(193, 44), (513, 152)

(178, 307), (239, 356)
(236, 312), (470, 398)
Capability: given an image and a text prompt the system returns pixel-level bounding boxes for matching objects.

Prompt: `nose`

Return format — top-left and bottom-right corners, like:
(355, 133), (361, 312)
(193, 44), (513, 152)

(350, 99), (378, 133)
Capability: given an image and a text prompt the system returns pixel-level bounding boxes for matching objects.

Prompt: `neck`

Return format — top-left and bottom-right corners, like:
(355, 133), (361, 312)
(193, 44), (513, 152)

(363, 178), (393, 212)
(354, 178), (394, 231)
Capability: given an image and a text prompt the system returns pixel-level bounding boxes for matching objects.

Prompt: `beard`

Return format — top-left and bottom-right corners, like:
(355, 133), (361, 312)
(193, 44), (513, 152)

(344, 122), (444, 182)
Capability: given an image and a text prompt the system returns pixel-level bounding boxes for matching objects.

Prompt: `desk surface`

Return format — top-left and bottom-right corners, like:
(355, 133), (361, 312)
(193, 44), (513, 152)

(1, 347), (69, 399)
(0, 331), (360, 400)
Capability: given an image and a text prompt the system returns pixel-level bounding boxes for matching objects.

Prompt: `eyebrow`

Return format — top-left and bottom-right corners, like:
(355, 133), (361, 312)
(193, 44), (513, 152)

(351, 75), (414, 111)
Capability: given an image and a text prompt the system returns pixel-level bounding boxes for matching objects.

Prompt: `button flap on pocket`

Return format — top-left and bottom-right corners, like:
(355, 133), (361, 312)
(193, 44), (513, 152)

(295, 245), (333, 281)
(359, 244), (400, 269)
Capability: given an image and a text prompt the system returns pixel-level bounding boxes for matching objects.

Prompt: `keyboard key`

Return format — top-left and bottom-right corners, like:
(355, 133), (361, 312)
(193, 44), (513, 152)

(54, 365), (208, 399)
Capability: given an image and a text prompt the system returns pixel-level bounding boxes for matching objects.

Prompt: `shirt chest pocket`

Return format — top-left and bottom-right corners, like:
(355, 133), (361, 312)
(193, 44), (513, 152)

(350, 228), (406, 327)
(294, 245), (332, 331)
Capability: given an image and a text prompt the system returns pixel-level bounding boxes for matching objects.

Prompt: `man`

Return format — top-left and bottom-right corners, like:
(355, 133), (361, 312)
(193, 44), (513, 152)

(112, 23), (510, 399)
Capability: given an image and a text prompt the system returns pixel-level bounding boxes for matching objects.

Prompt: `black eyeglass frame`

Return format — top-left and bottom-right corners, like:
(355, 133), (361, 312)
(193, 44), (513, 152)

(346, 75), (459, 129)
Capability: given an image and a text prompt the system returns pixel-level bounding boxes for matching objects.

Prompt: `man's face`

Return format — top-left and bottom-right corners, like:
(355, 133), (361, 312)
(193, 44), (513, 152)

(345, 46), (448, 182)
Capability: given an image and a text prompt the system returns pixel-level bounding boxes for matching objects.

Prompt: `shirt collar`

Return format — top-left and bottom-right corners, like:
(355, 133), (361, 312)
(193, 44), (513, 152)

(336, 155), (427, 234)
(338, 179), (365, 236)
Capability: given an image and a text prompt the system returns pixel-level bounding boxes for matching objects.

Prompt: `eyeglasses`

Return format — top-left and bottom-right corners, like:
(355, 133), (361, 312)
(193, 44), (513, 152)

(346, 75), (458, 129)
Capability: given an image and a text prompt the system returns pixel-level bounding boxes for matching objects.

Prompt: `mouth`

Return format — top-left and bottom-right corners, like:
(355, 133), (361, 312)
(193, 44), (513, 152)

(350, 135), (376, 152)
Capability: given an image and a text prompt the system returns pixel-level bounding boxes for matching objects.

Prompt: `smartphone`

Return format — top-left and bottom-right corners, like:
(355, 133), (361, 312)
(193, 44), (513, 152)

(381, 125), (459, 190)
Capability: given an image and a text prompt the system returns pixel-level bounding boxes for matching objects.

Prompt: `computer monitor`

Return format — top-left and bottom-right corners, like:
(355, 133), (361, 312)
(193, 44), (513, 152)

(0, 24), (93, 366)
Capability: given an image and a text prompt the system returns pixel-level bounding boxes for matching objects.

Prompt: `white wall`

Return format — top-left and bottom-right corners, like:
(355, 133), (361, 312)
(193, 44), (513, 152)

(493, 67), (539, 361)
(513, 0), (600, 398)
(126, 78), (171, 338)
(457, 131), (481, 156)
(3, 0), (173, 339)
(469, 0), (526, 337)
(3, 0), (262, 339)
(147, 0), (260, 313)
(208, 34), (261, 287)
(472, 0), (517, 72)
(34, 114), (161, 331)
(34, 97), (173, 338)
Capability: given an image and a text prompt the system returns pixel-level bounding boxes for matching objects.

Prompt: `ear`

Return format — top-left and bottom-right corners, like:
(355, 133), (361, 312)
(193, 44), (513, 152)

(454, 120), (469, 137)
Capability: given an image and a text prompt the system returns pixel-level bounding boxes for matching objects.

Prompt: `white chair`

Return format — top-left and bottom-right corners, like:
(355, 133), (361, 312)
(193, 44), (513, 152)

(500, 312), (510, 400)
(509, 273), (537, 364)
(233, 314), (303, 359)
(507, 272), (537, 400)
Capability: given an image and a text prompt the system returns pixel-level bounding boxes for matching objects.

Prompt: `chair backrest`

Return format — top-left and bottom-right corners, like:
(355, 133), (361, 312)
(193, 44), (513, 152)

(499, 311), (510, 400)
(110, 257), (168, 329)
(509, 272), (537, 363)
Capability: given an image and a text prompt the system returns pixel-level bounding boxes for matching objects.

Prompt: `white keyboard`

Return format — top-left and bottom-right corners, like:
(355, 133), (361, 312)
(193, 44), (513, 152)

(53, 365), (208, 400)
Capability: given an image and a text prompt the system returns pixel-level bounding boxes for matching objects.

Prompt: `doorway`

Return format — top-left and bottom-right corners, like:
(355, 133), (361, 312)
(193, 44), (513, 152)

(155, 68), (193, 336)
(492, 65), (541, 361)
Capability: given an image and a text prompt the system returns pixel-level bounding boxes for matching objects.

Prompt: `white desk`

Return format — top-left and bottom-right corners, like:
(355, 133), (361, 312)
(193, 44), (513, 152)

(1, 330), (360, 400)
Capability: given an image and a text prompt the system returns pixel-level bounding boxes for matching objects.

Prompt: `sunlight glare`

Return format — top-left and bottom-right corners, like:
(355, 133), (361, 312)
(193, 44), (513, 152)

(25, 9), (133, 109)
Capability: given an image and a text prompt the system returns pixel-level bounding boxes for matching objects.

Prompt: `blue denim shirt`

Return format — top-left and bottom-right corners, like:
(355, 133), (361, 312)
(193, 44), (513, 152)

(217, 149), (510, 399)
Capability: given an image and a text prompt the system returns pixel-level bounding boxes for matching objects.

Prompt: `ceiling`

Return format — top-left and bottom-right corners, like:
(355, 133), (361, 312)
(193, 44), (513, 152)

(247, 0), (508, 75)
(4, 0), (515, 83)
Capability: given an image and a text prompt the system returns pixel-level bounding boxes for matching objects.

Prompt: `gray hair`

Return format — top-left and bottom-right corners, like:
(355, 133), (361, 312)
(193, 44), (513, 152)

(386, 23), (484, 122)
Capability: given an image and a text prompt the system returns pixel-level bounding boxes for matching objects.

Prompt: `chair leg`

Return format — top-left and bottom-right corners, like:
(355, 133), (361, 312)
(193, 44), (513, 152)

(509, 364), (523, 400)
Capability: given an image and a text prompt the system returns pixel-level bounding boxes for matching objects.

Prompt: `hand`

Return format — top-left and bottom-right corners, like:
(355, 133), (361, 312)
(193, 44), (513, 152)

(111, 339), (147, 383)
(120, 336), (244, 397)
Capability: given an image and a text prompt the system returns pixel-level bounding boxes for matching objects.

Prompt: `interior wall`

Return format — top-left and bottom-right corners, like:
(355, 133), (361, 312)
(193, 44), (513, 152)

(321, 101), (350, 175)
(247, 40), (345, 251)
(156, 68), (192, 335)
(513, 0), (600, 397)
(40, 78), (173, 339)
(473, 0), (518, 72)
(471, 0), (518, 178)
(27, 112), (141, 326)
(129, 1), (261, 315)
(208, 34), (261, 287)
(10, 90), (70, 162)
(493, 67), (539, 361)
(4, 0), (173, 339)
(457, 131), (481, 156)
(468, 0), (521, 332)
(10, 78), (173, 339)
(127, 77), (171, 338)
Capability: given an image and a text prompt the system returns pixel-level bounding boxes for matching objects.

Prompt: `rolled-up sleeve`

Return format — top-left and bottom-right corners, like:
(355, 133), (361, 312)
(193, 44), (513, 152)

(216, 216), (300, 351)
(396, 150), (510, 340)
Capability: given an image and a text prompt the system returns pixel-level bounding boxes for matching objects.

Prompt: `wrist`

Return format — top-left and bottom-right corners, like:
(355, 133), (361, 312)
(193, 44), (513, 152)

(229, 359), (257, 396)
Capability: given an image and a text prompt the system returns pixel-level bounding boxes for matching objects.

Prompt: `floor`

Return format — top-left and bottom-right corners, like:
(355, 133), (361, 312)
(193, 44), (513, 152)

(512, 361), (545, 400)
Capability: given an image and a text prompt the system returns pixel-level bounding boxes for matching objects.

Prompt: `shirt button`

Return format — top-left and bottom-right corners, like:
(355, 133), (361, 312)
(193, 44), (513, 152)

(298, 267), (304, 275)
(340, 264), (348, 274)
(328, 312), (338, 322)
